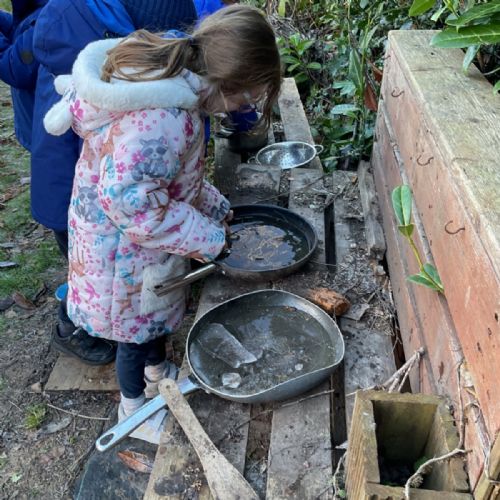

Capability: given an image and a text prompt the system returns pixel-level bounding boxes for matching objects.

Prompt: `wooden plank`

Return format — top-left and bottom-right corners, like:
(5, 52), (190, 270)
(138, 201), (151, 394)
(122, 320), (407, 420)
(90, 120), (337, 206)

(278, 78), (322, 171)
(371, 105), (487, 486)
(45, 354), (118, 391)
(266, 168), (333, 499)
(332, 170), (396, 430)
(381, 35), (500, 437)
(385, 30), (500, 265)
(474, 432), (500, 499)
(357, 161), (386, 260)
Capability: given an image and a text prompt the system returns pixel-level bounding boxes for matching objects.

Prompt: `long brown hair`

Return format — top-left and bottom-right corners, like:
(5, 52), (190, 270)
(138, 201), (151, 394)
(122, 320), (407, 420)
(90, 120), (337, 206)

(101, 5), (282, 129)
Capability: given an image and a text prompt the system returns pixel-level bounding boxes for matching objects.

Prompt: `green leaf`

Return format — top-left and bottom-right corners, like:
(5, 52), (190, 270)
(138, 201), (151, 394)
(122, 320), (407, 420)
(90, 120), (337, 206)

(391, 185), (413, 226)
(462, 44), (479, 73)
(446, 0), (500, 27)
(306, 62), (323, 70)
(409, 0), (436, 16)
(398, 224), (415, 238)
(281, 55), (300, 65)
(407, 272), (441, 291)
(330, 104), (359, 115)
(278, 0), (287, 17)
(431, 5), (448, 21)
(348, 49), (364, 96)
(431, 24), (500, 48)
(423, 263), (444, 289)
(494, 80), (500, 94)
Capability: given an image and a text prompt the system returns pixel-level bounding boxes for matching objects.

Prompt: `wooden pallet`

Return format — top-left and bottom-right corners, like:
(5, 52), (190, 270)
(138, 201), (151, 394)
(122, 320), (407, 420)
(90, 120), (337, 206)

(145, 78), (396, 499)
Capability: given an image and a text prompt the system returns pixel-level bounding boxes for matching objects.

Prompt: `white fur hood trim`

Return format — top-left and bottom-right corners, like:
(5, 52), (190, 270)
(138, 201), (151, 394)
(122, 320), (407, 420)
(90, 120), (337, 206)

(70, 38), (200, 111)
(44, 38), (202, 136)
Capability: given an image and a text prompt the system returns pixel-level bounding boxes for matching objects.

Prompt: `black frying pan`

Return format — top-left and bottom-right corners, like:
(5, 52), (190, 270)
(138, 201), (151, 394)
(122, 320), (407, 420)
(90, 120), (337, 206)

(154, 204), (318, 296)
(96, 289), (345, 452)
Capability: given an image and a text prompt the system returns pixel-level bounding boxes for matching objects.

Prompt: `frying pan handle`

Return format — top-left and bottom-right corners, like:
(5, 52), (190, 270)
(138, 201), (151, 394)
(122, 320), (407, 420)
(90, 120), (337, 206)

(95, 394), (167, 452)
(154, 263), (218, 296)
(95, 376), (200, 452)
(314, 144), (324, 156)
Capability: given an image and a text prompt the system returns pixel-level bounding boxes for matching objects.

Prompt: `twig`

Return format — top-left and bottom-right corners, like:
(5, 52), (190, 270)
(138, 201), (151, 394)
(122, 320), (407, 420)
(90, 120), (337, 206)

(403, 361), (466, 499)
(404, 448), (466, 498)
(332, 452), (347, 499)
(47, 403), (111, 421)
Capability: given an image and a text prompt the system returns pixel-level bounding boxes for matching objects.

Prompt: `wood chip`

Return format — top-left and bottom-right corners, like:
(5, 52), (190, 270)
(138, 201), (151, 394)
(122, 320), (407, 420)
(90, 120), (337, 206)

(117, 450), (154, 474)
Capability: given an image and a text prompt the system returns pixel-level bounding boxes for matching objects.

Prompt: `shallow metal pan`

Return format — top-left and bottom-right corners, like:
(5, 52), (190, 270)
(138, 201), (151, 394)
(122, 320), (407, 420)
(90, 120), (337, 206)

(96, 289), (344, 452)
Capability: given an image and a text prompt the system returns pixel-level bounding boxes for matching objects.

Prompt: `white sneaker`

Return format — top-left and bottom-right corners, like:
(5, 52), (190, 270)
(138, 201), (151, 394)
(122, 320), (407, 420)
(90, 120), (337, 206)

(118, 402), (168, 445)
(144, 362), (179, 398)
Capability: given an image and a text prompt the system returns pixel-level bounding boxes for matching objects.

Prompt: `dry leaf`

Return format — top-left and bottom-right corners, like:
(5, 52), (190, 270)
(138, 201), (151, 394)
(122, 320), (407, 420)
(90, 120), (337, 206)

(117, 450), (154, 474)
(12, 291), (36, 310)
(364, 82), (378, 112)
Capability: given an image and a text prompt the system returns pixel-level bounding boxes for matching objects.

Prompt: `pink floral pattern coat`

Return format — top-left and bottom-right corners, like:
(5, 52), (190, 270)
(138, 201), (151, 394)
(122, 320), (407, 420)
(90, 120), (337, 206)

(44, 39), (229, 343)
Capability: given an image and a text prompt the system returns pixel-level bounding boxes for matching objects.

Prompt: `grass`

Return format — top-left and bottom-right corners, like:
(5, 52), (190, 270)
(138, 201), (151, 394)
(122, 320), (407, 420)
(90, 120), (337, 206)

(0, 82), (65, 299)
(24, 403), (47, 430)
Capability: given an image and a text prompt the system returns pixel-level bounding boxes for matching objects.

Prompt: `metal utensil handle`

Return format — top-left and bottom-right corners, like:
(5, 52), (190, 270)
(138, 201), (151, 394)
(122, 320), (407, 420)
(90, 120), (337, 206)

(314, 144), (324, 156)
(95, 376), (200, 452)
(154, 263), (218, 296)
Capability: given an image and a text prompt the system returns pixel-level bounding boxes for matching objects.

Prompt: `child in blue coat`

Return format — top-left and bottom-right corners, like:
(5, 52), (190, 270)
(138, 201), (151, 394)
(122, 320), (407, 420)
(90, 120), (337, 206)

(0, 0), (47, 151)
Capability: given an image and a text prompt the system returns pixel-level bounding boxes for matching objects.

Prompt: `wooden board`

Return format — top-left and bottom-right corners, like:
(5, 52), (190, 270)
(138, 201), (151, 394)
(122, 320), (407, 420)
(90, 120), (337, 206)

(382, 31), (500, 436)
(332, 170), (396, 430)
(278, 78), (322, 171)
(45, 354), (118, 391)
(372, 102), (487, 486)
(266, 168), (333, 499)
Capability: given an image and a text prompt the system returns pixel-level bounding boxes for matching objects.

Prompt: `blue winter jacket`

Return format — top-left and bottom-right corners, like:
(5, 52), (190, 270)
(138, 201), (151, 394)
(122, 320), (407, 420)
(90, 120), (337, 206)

(0, 0), (47, 151)
(31, 0), (197, 231)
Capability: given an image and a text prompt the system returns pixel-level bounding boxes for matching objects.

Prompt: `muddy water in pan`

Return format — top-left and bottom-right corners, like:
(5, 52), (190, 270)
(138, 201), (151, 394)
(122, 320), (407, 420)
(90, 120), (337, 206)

(224, 217), (309, 270)
(189, 305), (336, 396)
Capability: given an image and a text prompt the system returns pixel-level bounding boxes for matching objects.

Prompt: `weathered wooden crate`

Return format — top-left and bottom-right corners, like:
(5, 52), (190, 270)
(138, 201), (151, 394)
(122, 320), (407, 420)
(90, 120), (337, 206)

(346, 390), (471, 500)
(371, 30), (500, 493)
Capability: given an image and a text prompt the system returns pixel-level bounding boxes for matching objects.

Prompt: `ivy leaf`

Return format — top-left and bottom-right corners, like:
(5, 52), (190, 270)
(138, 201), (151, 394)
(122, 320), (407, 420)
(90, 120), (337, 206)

(431, 24), (500, 48)
(409, 0), (436, 16)
(398, 224), (415, 238)
(407, 272), (440, 291)
(493, 81), (500, 94)
(391, 185), (413, 226)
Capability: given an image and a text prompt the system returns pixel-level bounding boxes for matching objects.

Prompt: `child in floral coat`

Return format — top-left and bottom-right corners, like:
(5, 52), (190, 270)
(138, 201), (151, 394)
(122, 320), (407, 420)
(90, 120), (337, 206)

(45, 4), (281, 443)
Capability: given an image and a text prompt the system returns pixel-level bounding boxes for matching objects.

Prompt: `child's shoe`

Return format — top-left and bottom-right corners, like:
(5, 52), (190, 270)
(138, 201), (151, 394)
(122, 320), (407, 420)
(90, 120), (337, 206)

(118, 402), (168, 445)
(144, 361), (179, 398)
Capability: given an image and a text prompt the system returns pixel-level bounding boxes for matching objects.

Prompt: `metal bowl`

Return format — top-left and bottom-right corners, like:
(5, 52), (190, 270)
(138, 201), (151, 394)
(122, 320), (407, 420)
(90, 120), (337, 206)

(253, 141), (323, 170)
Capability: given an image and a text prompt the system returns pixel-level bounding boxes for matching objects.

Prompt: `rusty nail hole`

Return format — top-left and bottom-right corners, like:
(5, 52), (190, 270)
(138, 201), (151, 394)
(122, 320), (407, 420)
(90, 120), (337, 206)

(416, 154), (434, 166)
(476, 342), (482, 353)
(391, 88), (404, 98)
(495, 312), (498, 322)
(444, 220), (465, 235)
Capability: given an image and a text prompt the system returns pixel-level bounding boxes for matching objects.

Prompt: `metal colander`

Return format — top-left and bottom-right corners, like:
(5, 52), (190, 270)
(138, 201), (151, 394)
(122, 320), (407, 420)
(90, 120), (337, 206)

(253, 141), (323, 170)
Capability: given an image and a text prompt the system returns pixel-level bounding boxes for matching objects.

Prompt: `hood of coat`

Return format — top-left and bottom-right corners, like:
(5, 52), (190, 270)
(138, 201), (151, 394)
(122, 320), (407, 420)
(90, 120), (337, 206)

(44, 37), (204, 136)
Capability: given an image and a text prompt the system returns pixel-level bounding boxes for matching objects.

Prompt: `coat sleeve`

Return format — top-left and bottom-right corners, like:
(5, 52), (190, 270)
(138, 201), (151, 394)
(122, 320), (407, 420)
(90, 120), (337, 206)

(194, 180), (230, 222)
(98, 110), (227, 261)
(0, 15), (39, 89)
